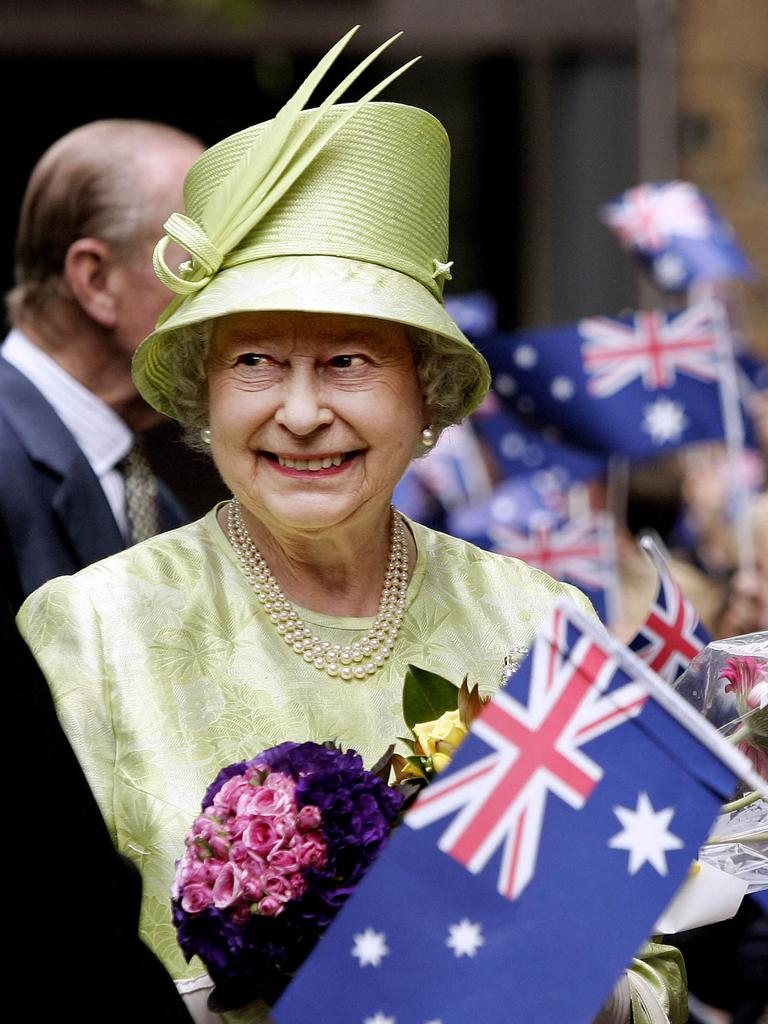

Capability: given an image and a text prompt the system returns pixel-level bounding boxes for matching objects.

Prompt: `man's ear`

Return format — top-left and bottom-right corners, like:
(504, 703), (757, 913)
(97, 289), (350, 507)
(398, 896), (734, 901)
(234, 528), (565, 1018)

(63, 238), (118, 328)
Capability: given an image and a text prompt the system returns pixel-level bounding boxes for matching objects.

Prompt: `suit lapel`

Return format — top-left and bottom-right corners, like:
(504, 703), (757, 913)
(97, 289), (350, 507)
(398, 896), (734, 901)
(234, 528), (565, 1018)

(0, 357), (125, 565)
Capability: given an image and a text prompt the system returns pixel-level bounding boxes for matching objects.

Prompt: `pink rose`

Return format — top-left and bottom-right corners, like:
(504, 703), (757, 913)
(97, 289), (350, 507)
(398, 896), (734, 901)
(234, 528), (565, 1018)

(268, 848), (299, 872)
(295, 834), (327, 870)
(273, 814), (296, 842)
(183, 858), (213, 886)
(193, 814), (222, 839)
(241, 787), (293, 818)
(212, 863), (243, 908)
(297, 805), (322, 831)
(229, 840), (252, 864)
(181, 883), (214, 913)
(213, 776), (252, 812)
(289, 873), (307, 899)
(209, 834), (230, 860)
(265, 772), (296, 795)
(257, 895), (284, 917)
(242, 820), (280, 856)
(206, 860), (223, 881)
(261, 869), (292, 899)
(244, 763), (270, 782)
(242, 875), (265, 901)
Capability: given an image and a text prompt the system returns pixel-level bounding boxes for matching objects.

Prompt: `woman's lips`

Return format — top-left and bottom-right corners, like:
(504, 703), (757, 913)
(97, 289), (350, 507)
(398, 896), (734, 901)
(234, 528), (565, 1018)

(260, 450), (360, 478)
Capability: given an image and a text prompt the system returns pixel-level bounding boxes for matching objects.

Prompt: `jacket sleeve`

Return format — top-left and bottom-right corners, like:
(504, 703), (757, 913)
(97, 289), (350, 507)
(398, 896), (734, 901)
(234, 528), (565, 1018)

(17, 575), (118, 838)
(628, 940), (687, 1024)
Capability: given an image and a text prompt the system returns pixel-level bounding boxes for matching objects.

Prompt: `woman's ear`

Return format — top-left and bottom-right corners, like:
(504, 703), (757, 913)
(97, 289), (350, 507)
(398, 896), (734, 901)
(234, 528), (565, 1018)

(63, 238), (118, 329)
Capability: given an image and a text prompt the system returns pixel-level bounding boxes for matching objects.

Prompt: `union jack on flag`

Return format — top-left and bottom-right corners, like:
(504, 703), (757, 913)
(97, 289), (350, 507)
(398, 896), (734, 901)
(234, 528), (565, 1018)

(487, 511), (616, 594)
(580, 302), (720, 397)
(629, 535), (711, 683)
(601, 181), (710, 253)
(405, 607), (646, 900)
(601, 181), (756, 291)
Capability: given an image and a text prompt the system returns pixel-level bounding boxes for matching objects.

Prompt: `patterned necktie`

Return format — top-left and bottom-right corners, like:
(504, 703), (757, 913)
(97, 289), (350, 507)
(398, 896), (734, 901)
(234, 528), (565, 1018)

(120, 439), (160, 544)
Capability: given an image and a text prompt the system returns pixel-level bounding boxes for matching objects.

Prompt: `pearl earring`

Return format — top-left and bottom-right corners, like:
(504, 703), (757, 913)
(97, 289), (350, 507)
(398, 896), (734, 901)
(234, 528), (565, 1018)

(420, 426), (435, 447)
(200, 427), (212, 445)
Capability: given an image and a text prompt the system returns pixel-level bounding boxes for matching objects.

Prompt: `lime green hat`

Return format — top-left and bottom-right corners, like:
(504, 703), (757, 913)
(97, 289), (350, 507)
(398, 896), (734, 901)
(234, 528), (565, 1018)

(132, 27), (490, 421)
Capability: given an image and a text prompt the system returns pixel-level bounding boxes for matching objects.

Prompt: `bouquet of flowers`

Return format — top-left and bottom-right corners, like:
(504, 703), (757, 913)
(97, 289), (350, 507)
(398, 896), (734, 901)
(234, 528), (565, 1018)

(172, 741), (404, 1010)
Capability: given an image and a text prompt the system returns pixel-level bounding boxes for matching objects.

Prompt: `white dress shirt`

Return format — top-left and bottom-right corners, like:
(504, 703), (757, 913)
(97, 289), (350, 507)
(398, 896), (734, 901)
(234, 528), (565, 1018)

(2, 328), (134, 539)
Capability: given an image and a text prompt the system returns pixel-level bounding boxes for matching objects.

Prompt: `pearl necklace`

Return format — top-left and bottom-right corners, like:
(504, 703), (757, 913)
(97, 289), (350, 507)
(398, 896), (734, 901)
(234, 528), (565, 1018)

(227, 498), (409, 680)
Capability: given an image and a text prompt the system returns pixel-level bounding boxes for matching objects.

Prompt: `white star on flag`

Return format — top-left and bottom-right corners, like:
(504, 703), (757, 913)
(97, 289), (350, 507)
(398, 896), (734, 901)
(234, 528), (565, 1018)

(653, 252), (687, 288)
(494, 373), (517, 396)
(352, 928), (389, 967)
(500, 431), (526, 458)
(551, 376), (575, 400)
(446, 918), (485, 958)
(363, 1013), (395, 1024)
(642, 397), (688, 444)
(514, 344), (539, 368)
(608, 791), (684, 875)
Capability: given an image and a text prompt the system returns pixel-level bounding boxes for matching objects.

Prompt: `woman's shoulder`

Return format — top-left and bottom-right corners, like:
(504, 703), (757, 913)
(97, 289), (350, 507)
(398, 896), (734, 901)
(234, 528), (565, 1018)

(18, 510), (223, 624)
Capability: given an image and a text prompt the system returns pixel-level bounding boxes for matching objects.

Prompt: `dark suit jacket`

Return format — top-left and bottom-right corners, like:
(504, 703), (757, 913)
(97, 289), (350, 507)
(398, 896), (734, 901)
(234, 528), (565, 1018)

(0, 355), (187, 608)
(3, 586), (192, 1022)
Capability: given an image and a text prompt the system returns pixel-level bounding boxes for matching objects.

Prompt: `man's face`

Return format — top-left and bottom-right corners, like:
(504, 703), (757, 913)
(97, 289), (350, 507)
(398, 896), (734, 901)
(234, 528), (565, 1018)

(110, 140), (202, 359)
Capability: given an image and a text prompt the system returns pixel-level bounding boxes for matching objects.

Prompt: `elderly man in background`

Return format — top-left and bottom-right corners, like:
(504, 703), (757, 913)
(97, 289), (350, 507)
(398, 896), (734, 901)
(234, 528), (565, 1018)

(0, 119), (203, 607)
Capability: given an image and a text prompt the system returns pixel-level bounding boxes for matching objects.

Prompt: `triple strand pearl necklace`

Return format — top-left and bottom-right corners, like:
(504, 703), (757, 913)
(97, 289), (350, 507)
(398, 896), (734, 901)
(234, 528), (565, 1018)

(227, 498), (409, 680)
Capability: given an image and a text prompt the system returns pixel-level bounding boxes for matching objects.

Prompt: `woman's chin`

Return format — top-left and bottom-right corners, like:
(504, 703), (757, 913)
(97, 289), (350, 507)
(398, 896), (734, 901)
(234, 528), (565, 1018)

(240, 492), (376, 537)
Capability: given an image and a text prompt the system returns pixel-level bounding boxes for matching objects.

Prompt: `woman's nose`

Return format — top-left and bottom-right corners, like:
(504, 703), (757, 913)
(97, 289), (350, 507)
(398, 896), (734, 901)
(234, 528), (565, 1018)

(273, 369), (334, 435)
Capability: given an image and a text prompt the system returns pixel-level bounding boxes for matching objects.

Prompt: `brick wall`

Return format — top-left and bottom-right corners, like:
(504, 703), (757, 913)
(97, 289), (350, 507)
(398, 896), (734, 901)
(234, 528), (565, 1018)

(679, 0), (768, 354)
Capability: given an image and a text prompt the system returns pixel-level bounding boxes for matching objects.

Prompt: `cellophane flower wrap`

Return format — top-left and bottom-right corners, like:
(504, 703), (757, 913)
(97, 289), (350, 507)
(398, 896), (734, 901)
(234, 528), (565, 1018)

(672, 631), (768, 778)
(671, 631), (768, 895)
(172, 741), (404, 1010)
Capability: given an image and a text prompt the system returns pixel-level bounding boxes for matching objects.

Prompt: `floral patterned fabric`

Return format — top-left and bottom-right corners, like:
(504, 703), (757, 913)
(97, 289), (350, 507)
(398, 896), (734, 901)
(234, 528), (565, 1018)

(17, 507), (683, 1023)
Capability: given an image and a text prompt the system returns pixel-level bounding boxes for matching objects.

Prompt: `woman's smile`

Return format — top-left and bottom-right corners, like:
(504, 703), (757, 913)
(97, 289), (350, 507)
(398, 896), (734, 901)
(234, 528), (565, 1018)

(259, 449), (362, 477)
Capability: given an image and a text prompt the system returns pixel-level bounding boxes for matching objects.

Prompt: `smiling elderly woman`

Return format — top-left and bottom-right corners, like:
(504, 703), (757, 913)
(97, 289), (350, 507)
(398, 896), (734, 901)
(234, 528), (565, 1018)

(18, 30), (685, 1024)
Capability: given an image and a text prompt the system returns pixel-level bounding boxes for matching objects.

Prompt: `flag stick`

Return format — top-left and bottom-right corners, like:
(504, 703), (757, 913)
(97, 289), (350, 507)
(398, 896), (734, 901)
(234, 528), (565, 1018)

(691, 281), (756, 575)
(605, 454), (630, 630)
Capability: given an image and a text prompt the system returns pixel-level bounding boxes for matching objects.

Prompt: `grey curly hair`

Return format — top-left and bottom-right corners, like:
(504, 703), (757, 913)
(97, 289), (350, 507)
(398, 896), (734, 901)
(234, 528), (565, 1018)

(162, 318), (486, 456)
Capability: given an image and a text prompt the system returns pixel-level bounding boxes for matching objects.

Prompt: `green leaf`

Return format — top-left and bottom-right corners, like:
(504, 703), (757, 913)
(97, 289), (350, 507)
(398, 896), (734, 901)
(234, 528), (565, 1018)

(403, 664), (460, 731)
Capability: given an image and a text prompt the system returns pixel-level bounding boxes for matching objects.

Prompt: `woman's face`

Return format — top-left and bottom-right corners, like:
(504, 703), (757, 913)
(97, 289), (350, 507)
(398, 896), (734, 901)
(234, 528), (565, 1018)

(206, 310), (428, 535)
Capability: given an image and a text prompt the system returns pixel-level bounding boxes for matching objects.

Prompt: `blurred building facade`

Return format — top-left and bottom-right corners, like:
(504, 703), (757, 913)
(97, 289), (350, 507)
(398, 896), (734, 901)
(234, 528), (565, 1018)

(680, 0), (768, 355)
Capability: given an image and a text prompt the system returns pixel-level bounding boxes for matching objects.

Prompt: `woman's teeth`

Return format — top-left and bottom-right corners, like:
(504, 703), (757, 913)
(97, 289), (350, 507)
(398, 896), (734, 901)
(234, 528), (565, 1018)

(276, 454), (345, 470)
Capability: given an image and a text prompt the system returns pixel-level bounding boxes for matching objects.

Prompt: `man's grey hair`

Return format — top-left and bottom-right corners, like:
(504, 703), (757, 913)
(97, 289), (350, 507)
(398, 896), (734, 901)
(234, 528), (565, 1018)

(6, 119), (199, 322)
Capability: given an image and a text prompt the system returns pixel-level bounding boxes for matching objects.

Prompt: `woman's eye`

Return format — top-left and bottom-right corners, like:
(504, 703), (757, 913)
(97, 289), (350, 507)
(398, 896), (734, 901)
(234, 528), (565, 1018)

(328, 354), (365, 369)
(235, 353), (269, 368)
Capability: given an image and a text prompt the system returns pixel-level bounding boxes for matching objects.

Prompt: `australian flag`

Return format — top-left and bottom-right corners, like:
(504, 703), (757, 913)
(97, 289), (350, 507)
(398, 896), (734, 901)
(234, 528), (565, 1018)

(481, 300), (752, 459)
(472, 393), (607, 484)
(275, 603), (754, 1024)
(601, 181), (757, 292)
(629, 534), (711, 683)
(448, 486), (618, 623)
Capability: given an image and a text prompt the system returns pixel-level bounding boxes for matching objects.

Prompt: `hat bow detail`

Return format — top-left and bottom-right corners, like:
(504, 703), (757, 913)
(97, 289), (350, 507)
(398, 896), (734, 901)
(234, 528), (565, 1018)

(153, 213), (224, 296)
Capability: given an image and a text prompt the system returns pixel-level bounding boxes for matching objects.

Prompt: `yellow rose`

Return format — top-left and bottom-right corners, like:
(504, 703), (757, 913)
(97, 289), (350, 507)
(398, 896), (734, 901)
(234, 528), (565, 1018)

(413, 709), (468, 773)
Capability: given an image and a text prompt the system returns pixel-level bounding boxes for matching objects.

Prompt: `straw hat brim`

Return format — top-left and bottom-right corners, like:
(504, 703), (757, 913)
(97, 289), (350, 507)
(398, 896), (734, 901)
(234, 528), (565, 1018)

(133, 254), (491, 421)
